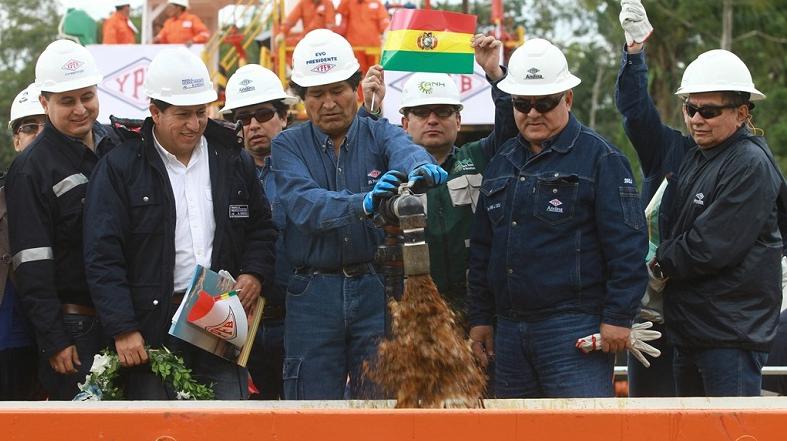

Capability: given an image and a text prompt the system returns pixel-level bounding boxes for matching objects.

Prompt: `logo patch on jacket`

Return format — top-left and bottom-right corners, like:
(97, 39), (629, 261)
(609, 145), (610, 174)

(229, 205), (249, 218)
(693, 193), (705, 206)
(452, 158), (476, 174)
(547, 199), (563, 213)
(367, 169), (381, 185)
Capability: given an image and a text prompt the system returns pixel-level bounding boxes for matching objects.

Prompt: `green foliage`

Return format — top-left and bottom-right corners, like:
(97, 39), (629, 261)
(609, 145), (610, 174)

(77, 347), (215, 400)
(446, 0), (787, 178)
(0, 0), (61, 170)
(149, 347), (215, 400)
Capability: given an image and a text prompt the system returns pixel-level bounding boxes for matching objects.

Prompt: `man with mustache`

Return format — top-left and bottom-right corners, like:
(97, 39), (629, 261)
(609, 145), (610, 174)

(83, 48), (276, 399)
(5, 39), (119, 400)
(467, 38), (648, 398)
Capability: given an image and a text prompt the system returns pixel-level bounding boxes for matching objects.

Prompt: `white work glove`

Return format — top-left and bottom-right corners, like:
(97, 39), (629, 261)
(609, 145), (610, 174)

(627, 321), (662, 367)
(619, 0), (654, 46)
(575, 321), (662, 367)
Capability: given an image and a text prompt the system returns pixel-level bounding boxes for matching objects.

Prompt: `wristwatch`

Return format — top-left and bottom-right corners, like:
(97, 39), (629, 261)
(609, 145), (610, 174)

(652, 260), (666, 280)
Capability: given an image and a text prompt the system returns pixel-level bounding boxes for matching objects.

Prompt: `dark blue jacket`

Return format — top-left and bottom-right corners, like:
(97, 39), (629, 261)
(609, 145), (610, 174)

(467, 114), (648, 327)
(615, 48), (785, 351)
(83, 118), (277, 347)
(6, 121), (118, 357)
(615, 47), (787, 254)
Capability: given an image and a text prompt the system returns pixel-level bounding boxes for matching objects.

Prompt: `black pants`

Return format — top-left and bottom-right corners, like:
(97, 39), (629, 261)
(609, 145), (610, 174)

(0, 345), (41, 400)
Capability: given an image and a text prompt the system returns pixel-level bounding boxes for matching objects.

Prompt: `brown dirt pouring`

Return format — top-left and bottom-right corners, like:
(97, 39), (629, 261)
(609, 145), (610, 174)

(365, 275), (486, 408)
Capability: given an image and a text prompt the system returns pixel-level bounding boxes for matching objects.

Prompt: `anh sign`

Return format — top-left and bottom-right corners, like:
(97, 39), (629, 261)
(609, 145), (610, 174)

(382, 62), (495, 126)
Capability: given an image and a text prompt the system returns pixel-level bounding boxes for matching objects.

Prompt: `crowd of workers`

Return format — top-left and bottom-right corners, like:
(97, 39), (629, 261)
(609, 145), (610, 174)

(1, 0), (785, 402)
(100, 0), (392, 51)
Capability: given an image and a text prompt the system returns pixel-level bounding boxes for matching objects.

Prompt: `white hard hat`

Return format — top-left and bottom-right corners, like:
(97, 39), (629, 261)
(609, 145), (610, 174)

(497, 38), (581, 96)
(291, 29), (360, 88)
(398, 73), (463, 114)
(35, 39), (103, 93)
(220, 64), (297, 114)
(169, 0), (189, 8)
(144, 47), (217, 106)
(8, 84), (45, 130)
(675, 49), (765, 101)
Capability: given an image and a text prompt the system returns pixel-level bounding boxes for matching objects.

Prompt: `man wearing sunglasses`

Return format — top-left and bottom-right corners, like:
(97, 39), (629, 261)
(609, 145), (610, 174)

(8, 84), (45, 153)
(0, 83), (46, 400)
(467, 38), (648, 398)
(218, 64), (298, 399)
(617, 0), (784, 397)
(355, 35), (514, 322)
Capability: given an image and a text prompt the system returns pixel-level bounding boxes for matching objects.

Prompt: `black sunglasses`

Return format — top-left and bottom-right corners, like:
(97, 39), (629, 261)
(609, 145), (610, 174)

(683, 102), (739, 119)
(407, 106), (458, 119)
(512, 93), (565, 114)
(234, 108), (277, 126)
(15, 123), (43, 135)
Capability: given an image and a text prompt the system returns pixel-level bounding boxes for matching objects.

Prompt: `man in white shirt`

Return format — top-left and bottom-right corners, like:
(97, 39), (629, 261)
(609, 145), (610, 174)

(83, 47), (276, 399)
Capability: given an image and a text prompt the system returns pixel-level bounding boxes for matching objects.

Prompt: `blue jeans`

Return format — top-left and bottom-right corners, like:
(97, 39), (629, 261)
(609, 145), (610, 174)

(494, 313), (614, 398)
(248, 318), (284, 399)
(627, 321), (675, 397)
(39, 313), (105, 400)
(673, 346), (767, 396)
(284, 272), (385, 400)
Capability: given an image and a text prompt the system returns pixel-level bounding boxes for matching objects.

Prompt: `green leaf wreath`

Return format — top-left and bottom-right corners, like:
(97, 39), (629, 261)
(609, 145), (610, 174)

(74, 347), (214, 400)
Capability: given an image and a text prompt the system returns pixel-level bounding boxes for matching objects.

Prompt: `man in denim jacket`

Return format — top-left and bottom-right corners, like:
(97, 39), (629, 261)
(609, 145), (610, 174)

(467, 38), (648, 398)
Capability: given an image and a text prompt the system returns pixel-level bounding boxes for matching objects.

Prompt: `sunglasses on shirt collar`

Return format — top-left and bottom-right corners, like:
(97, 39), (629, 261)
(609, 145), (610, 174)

(511, 93), (565, 114)
(683, 101), (740, 119)
(233, 108), (278, 126)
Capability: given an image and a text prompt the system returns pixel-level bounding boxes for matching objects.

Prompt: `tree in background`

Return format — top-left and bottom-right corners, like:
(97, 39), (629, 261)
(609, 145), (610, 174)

(0, 0), (60, 170)
(436, 0), (787, 174)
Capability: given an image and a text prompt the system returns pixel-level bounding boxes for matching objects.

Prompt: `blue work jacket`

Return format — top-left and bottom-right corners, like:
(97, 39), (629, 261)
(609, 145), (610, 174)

(271, 115), (434, 269)
(467, 114), (648, 328)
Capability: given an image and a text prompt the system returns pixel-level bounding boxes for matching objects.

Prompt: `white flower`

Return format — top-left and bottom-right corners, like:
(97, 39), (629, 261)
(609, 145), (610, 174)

(176, 391), (192, 400)
(90, 353), (111, 376)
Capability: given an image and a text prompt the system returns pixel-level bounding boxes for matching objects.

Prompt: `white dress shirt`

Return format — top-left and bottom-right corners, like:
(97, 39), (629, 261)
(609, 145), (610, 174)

(153, 133), (216, 291)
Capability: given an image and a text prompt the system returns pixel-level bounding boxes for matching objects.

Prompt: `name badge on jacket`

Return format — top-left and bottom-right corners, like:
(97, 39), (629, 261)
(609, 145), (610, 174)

(229, 205), (249, 219)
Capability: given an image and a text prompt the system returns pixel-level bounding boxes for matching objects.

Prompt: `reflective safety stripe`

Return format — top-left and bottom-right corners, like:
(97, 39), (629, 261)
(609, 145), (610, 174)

(12, 247), (54, 269)
(52, 173), (88, 198)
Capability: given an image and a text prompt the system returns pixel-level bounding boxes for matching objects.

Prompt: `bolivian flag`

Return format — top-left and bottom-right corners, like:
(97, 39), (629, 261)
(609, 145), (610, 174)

(381, 9), (477, 74)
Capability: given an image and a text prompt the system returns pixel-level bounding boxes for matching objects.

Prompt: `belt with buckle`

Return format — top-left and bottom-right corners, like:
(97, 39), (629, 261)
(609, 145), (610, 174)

(297, 263), (374, 278)
(62, 303), (96, 316)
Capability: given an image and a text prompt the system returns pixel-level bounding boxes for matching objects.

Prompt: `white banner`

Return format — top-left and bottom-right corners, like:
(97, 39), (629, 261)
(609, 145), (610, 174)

(87, 44), (496, 126)
(381, 62), (496, 126)
(87, 44), (204, 123)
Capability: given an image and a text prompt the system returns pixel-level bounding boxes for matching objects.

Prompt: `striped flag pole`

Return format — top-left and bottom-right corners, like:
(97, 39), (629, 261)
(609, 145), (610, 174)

(380, 9), (477, 74)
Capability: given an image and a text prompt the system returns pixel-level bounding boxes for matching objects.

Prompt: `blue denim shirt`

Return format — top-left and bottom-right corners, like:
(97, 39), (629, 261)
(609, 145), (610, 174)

(467, 114), (648, 327)
(271, 115), (433, 268)
(258, 158), (290, 306)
